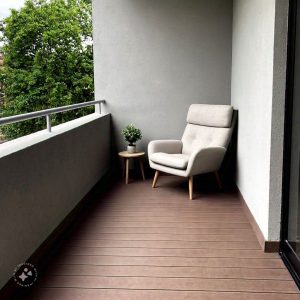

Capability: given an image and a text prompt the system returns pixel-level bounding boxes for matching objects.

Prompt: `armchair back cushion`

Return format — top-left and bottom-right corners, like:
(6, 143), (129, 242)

(187, 104), (233, 127)
(182, 104), (233, 155)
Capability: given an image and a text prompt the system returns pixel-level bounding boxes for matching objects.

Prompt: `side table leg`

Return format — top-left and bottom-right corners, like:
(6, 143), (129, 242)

(123, 158), (126, 177)
(125, 158), (129, 184)
(139, 159), (145, 181)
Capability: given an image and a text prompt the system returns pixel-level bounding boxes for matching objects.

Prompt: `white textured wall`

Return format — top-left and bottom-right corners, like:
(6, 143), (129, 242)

(232, 0), (288, 241)
(93, 0), (233, 152)
(231, 0), (276, 239)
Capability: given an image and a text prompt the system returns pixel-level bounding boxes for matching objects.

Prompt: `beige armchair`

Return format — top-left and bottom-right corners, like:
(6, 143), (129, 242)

(148, 104), (234, 200)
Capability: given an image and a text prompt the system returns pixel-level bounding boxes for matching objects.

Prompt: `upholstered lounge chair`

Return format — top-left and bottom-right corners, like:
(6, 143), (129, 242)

(148, 104), (234, 199)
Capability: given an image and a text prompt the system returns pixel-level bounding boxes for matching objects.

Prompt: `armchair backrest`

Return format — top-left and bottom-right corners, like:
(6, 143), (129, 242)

(181, 104), (234, 155)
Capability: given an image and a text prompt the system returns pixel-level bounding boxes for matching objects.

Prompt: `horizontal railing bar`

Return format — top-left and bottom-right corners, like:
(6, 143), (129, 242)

(0, 100), (105, 126)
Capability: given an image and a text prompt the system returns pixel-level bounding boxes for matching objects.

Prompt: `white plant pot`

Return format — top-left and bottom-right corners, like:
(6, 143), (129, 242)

(127, 145), (136, 153)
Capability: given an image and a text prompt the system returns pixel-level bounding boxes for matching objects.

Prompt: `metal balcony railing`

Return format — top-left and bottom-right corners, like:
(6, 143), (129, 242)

(0, 100), (105, 132)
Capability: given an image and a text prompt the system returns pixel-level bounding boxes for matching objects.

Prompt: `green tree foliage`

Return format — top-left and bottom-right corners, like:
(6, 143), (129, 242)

(0, 0), (94, 139)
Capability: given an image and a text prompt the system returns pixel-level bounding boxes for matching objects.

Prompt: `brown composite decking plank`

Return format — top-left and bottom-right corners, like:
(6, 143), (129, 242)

(67, 239), (262, 249)
(53, 254), (285, 269)
(90, 204), (243, 209)
(48, 265), (291, 280)
(104, 204), (243, 209)
(62, 246), (278, 259)
(25, 178), (299, 299)
(96, 205), (244, 211)
(39, 275), (298, 293)
(28, 288), (300, 300)
(95, 207), (244, 212)
(90, 212), (247, 218)
(99, 195), (242, 200)
(93, 204), (244, 210)
(78, 221), (252, 229)
(76, 226), (254, 235)
(99, 202), (243, 207)
(71, 232), (258, 242)
(99, 196), (243, 201)
(101, 201), (242, 206)
(89, 216), (249, 223)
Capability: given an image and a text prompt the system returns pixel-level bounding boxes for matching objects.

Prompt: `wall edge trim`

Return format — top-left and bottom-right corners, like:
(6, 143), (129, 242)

(236, 187), (280, 253)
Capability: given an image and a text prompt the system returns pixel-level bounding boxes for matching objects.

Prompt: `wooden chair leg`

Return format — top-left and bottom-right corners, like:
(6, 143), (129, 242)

(152, 171), (160, 188)
(189, 176), (193, 200)
(214, 171), (222, 189)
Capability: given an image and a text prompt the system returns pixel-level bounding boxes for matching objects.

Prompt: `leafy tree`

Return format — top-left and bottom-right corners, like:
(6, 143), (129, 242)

(0, 0), (94, 139)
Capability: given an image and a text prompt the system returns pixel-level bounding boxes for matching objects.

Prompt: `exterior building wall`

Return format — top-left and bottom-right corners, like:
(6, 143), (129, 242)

(231, 0), (288, 240)
(0, 114), (111, 288)
(93, 0), (233, 152)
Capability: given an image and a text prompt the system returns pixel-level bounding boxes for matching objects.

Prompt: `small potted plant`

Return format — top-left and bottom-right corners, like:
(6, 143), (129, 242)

(122, 124), (142, 153)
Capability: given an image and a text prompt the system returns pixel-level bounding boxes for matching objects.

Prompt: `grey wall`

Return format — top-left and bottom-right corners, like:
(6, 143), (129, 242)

(93, 0), (233, 152)
(268, 0), (289, 241)
(0, 114), (110, 288)
(231, 0), (288, 240)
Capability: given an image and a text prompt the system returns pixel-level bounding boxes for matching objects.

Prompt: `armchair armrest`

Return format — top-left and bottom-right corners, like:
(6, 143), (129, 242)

(186, 146), (226, 176)
(148, 140), (183, 156)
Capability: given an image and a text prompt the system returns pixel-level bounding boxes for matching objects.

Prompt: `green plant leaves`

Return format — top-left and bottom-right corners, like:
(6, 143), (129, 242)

(121, 124), (142, 145)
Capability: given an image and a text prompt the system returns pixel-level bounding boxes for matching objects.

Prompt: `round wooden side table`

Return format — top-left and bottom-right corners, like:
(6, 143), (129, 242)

(118, 151), (146, 184)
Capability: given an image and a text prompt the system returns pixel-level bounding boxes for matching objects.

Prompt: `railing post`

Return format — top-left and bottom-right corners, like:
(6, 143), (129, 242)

(95, 101), (101, 114)
(46, 114), (51, 132)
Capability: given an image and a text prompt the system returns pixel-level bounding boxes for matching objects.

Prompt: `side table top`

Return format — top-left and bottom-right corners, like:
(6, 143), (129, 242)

(118, 151), (145, 158)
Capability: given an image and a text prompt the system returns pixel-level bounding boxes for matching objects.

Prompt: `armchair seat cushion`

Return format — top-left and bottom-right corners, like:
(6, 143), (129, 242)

(150, 153), (189, 170)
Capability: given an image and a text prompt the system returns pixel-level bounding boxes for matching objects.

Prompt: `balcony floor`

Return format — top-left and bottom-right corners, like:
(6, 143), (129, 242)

(27, 176), (299, 299)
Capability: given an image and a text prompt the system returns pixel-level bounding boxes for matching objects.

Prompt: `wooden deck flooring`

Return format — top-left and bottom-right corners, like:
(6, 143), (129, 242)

(26, 176), (299, 299)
